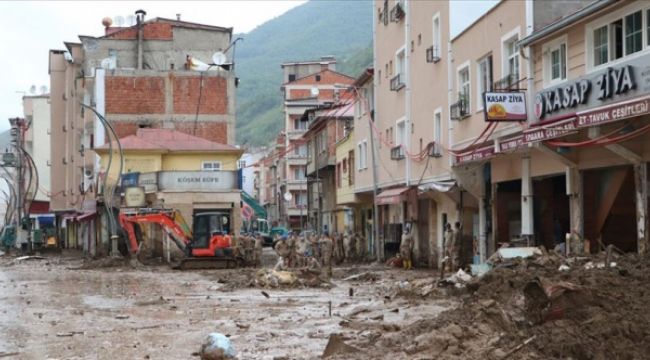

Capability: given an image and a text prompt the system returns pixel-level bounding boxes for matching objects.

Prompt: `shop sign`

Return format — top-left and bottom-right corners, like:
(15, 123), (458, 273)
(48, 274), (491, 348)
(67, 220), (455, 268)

(124, 186), (146, 207)
(523, 118), (578, 143)
(483, 92), (527, 121)
(577, 95), (650, 128)
(498, 135), (524, 152)
(535, 60), (650, 121)
(138, 172), (158, 193)
(158, 171), (238, 192)
(455, 146), (494, 165)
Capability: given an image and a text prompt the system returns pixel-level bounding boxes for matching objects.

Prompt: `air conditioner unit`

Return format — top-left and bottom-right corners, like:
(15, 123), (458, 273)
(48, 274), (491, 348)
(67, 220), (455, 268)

(426, 46), (441, 63)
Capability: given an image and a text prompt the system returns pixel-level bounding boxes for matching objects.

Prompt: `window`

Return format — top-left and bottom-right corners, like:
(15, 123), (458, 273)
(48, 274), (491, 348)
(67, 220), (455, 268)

(458, 66), (470, 110)
(543, 37), (567, 85)
(288, 74), (296, 82)
(357, 141), (368, 170)
(395, 47), (405, 78)
(594, 25), (609, 66)
(395, 120), (406, 146)
(315, 74), (321, 82)
(625, 11), (642, 55)
(432, 14), (441, 56)
(293, 118), (306, 130)
(434, 110), (442, 146)
(294, 144), (307, 157)
(348, 150), (355, 185)
(202, 161), (222, 171)
(504, 35), (519, 80)
(293, 166), (305, 180)
(477, 55), (492, 109)
(588, 5), (650, 69)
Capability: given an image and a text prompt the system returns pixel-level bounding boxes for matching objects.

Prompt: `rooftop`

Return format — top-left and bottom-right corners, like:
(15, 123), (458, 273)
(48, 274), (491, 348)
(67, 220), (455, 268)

(95, 128), (242, 153)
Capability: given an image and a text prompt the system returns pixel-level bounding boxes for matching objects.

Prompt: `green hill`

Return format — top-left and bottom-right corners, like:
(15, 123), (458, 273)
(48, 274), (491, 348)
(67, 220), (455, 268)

(235, 0), (373, 146)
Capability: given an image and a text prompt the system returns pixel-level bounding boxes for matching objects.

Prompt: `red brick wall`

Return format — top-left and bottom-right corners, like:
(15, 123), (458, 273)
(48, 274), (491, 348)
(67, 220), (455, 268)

(109, 121), (228, 144)
(173, 122), (228, 144)
(173, 77), (228, 114)
(289, 70), (354, 86)
(105, 23), (173, 40)
(289, 89), (311, 99)
(111, 122), (141, 139)
(106, 77), (165, 114)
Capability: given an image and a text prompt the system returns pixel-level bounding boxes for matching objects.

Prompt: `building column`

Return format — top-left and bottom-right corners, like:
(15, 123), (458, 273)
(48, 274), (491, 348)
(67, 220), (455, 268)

(566, 167), (583, 255)
(521, 155), (534, 243)
(634, 163), (648, 254)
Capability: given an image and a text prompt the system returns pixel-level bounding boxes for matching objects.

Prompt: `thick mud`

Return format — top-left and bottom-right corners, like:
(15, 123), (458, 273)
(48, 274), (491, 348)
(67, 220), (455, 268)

(0, 250), (453, 359)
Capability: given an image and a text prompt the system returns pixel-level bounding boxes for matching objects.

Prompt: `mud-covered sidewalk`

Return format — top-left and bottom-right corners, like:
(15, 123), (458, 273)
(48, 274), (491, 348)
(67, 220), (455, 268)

(0, 251), (455, 359)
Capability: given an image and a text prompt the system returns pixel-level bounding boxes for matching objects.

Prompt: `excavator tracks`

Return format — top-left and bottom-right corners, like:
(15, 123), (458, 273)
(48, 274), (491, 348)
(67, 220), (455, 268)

(171, 256), (243, 270)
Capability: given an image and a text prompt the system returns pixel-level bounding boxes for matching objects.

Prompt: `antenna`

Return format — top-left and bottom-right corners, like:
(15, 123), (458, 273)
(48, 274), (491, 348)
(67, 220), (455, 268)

(126, 14), (136, 26)
(310, 87), (320, 97)
(212, 51), (227, 66)
(29, 85), (36, 95)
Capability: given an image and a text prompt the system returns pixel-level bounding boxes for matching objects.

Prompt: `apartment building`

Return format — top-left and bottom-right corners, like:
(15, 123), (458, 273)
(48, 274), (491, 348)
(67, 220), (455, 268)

(373, 0), (454, 265)
(448, 0), (528, 262)
(22, 94), (51, 213)
(279, 57), (354, 229)
(49, 12), (237, 253)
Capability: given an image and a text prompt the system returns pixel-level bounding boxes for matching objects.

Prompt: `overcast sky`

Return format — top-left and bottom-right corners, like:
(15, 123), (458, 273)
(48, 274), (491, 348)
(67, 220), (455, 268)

(0, 0), (497, 133)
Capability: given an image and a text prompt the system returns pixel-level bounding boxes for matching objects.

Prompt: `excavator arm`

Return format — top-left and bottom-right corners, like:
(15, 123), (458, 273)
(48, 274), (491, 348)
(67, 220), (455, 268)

(118, 209), (192, 255)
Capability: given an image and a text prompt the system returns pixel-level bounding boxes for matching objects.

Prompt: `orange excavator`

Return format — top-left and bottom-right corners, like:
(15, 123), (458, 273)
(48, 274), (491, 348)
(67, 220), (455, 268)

(118, 208), (243, 269)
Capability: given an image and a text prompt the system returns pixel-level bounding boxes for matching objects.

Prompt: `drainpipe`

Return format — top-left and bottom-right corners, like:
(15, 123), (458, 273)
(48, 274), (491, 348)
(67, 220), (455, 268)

(136, 9), (146, 70)
(371, 2), (382, 261)
(404, 0), (412, 187)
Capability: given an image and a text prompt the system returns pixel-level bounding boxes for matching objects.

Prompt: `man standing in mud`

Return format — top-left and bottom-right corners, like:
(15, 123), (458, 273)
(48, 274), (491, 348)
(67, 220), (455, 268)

(451, 222), (462, 271)
(319, 231), (334, 277)
(400, 225), (414, 270)
(274, 235), (291, 267)
(444, 223), (454, 272)
(253, 234), (263, 268)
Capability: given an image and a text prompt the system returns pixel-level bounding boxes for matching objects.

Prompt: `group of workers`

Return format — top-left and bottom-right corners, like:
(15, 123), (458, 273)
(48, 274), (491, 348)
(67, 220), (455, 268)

(388, 221), (463, 272)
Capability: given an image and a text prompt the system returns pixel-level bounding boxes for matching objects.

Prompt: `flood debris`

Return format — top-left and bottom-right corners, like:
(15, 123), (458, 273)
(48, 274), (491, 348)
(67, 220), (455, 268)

(321, 334), (362, 358)
(199, 332), (236, 360)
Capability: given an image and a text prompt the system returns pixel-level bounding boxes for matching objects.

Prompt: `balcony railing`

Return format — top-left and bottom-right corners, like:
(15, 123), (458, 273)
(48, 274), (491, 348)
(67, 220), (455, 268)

(494, 73), (521, 91)
(450, 93), (470, 120)
(426, 45), (441, 63)
(390, 145), (405, 160)
(390, 73), (405, 91)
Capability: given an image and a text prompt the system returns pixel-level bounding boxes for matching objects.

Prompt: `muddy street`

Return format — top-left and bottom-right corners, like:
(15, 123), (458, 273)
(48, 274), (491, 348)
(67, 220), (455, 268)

(0, 250), (454, 359)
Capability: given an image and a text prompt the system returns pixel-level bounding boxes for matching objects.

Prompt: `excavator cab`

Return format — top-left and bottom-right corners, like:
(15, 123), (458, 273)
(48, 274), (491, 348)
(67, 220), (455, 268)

(190, 211), (232, 257)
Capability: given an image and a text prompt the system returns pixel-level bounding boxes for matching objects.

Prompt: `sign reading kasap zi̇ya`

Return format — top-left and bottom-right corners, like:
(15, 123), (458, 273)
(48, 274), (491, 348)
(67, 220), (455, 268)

(483, 92), (527, 121)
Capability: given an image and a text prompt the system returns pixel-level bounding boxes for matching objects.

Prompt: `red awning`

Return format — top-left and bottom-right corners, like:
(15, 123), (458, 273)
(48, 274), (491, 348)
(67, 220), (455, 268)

(76, 212), (97, 222)
(376, 187), (410, 205)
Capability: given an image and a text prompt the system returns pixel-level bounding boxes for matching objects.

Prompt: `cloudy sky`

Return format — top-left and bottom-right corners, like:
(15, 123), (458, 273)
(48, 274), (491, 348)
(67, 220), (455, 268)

(0, 0), (497, 133)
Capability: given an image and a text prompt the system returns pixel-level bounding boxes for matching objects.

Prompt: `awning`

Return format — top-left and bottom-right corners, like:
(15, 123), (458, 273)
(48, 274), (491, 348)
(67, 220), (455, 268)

(62, 212), (97, 223)
(418, 180), (457, 193)
(376, 187), (410, 205)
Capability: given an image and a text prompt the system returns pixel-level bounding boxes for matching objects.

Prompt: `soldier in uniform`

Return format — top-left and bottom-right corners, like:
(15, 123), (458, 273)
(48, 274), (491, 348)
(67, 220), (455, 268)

(274, 235), (291, 267)
(400, 226), (414, 270)
(319, 231), (334, 277)
(253, 234), (264, 268)
(356, 232), (367, 261)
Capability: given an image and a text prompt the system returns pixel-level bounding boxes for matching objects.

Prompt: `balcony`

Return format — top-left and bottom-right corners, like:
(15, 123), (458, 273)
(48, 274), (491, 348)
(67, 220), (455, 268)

(390, 2), (404, 22)
(390, 145), (405, 160)
(286, 153), (308, 166)
(426, 45), (441, 63)
(286, 204), (307, 217)
(286, 129), (306, 140)
(450, 93), (470, 120)
(285, 179), (307, 191)
(494, 73), (521, 91)
(390, 73), (405, 91)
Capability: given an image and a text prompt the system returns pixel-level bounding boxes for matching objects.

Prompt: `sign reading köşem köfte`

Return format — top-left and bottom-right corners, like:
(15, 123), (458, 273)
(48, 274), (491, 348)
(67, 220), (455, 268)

(483, 92), (527, 121)
(157, 171), (238, 191)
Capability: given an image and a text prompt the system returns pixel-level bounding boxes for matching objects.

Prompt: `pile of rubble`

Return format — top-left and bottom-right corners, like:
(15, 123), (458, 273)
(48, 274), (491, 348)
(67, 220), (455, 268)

(344, 249), (650, 359)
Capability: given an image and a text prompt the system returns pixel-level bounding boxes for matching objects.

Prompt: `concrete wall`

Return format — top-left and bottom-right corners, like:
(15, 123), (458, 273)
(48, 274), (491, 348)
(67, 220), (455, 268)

(23, 96), (51, 202)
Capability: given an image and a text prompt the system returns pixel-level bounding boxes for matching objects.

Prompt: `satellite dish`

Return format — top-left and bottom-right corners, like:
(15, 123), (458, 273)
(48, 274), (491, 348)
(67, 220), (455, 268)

(100, 57), (115, 69)
(212, 51), (227, 66)
(40, 85), (48, 94)
(29, 85), (36, 94)
(126, 14), (136, 26)
(283, 192), (293, 202)
(114, 15), (124, 27)
(310, 87), (320, 97)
